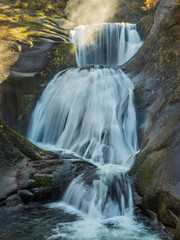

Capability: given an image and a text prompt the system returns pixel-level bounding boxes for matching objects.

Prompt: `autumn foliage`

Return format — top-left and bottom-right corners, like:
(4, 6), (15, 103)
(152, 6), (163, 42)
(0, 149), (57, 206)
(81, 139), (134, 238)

(142, 0), (159, 10)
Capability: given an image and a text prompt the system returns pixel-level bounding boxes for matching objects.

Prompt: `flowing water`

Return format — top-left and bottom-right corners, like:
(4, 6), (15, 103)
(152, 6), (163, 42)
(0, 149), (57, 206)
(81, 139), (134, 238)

(1, 23), (169, 240)
(28, 68), (137, 167)
(70, 23), (143, 67)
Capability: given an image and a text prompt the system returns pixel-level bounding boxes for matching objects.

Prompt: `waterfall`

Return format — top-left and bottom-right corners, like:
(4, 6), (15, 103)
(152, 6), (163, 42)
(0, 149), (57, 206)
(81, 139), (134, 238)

(70, 23), (143, 67)
(28, 68), (137, 167)
(62, 165), (134, 219)
(28, 23), (143, 228)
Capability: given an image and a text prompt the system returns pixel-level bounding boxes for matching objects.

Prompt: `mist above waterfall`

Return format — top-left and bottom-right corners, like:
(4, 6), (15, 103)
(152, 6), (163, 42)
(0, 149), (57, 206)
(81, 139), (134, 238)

(65, 0), (119, 25)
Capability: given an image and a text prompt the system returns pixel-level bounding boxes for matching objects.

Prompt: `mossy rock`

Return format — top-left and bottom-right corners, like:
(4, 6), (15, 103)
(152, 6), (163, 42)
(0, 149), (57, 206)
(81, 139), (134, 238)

(0, 118), (58, 166)
(142, 190), (180, 228)
(18, 159), (97, 205)
(45, 41), (76, 75)
(126, 2), (180, 233)
(28, 175), (52, 188)
(136, 149), (167, 193)
(0, 119), (97, 206)
(137, 14), (154, 39)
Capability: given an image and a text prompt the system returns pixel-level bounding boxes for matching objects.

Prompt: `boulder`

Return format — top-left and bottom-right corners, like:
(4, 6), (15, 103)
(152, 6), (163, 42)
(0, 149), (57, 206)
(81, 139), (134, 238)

(0, 119), (97, 207)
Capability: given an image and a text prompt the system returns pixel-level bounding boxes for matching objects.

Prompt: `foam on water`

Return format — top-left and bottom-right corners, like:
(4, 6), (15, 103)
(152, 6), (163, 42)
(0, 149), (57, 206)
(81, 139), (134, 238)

(46, 204), (160, 240)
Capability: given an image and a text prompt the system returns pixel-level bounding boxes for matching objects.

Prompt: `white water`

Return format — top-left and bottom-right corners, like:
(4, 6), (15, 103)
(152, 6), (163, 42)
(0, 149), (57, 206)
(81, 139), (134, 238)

(70, 23), (143, 67)
(28, 68), (138, 167)
(27, 23), (161, 239)
(62, 165), (134, 219)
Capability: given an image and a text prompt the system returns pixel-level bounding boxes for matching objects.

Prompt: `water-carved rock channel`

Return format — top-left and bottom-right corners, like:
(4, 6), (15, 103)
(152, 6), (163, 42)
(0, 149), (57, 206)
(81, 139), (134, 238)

(0, 23), (171, 240)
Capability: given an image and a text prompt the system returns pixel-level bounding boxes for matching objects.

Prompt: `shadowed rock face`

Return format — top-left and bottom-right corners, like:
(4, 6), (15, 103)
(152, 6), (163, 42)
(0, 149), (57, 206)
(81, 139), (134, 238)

(122, 0), (180, 232)
(0, 119), (97, 207)
(175, 218), (180, 240)
(113, 0), (146, 23)
(0, 10), (76, 135)
(0, 39), (76, 135)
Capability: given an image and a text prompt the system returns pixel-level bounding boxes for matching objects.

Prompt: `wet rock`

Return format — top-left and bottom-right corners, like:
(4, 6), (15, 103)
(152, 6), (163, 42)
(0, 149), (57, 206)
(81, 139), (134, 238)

(19, 190), (34, 204)
(21, 159), (97, 205)
(175, 218), (180, 240)
(0, 119), (58, 203)
(123, 0), (180, 233)
(151, 0), (178, 33)
(0, 39), (76, 135)
(113, 0), (146, 23)
(145, 210), (158, 224)
(137, 14), (154, 39)
(0, 119), (97, 207)
(2, 194), (20, 208)
(133, 191), (143, 208)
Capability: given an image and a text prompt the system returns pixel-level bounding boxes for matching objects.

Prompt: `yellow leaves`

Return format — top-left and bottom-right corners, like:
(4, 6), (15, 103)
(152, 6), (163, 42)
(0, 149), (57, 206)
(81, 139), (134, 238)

(46, 4), (53, 10)
(142, 0), (159, 11)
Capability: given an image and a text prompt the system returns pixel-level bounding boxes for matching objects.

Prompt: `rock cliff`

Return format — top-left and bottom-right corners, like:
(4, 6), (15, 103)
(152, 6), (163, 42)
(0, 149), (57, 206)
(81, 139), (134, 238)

(0, 0), (76, 134)
(122, 0), (180, 234)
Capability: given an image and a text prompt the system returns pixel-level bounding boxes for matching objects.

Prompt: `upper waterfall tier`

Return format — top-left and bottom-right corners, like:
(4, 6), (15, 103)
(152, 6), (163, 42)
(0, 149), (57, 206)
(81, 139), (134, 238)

(70, 23), (143, 67)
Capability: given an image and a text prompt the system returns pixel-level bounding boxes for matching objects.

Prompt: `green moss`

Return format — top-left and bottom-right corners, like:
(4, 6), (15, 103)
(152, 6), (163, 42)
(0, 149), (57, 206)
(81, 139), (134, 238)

(29, 175), (51, 188)
(143, 190), (160, 213)
(159, 200), (170, 225)
(140, 148), (167, 186)
(138, 14), (154, 37)
(134, 88), (144, 105)
(45, 42), (76, 75)
(8, 0), (65, 16)
(158, 192), (180, 228)
(130, 115), (178, 178)
(0, 119), (58, 163)
(33, 161), (63, 171)
(142, 190), (180, 228)
(0, 0), (69, 44)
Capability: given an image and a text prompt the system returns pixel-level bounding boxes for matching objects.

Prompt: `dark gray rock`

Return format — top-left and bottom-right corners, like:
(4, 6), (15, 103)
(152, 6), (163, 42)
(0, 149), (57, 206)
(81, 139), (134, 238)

(122, 0), (180, 232)
(20, 159), (97, 205)
(175, 218), (180, 240)
(145, 209), (159, 224)
(0, 119), (97, 207)
(0, 14), (77, 135)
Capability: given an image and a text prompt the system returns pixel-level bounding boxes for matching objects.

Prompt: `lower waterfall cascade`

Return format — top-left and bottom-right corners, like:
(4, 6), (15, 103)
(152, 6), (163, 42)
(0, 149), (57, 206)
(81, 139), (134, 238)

(27, 23), (164, 240)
